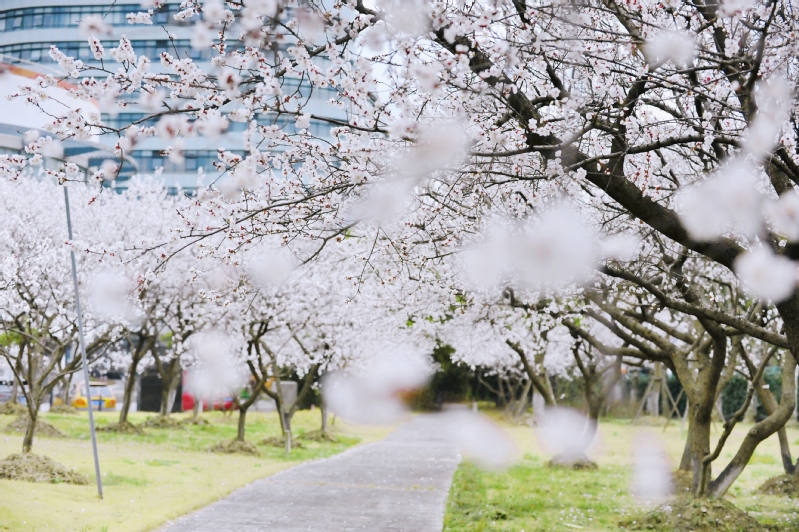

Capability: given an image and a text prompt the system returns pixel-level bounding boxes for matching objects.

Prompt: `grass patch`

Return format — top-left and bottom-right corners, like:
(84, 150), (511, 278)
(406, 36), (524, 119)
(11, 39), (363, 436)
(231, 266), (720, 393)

(0, 410), (390, 532)
(444, 417), (799, 531)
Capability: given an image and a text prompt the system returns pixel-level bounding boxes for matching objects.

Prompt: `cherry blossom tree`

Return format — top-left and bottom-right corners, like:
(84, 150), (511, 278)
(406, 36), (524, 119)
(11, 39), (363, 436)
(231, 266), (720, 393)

(0, 178), (123, 452)
(5, 0), (799, 505)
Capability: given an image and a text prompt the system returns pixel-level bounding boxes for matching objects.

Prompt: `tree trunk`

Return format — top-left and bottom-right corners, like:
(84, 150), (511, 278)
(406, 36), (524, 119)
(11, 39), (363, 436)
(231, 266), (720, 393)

(755, 381), (796, 475)
(159, 362), (181, 417)
(237, 407), (247, 442)
(119, 358), (140, 424)
(22, 409), (36, 454)
(192, 395), (201, 421)
(320, 395), (328, 433)
(685, 402), (713, 493)
(61, 373), (73, 405)
(10, 374), (18, 403)
(283, 411), (292, 453)
(679, 435), (692, 472)
(274, 395), (285, 434)
(160, 381), (170, 417)
(708, 355), (798, 497)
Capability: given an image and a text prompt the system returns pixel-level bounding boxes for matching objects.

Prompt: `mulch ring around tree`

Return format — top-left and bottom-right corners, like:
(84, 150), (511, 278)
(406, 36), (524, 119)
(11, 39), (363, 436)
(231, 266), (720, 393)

(260, 435), (306, 449)
(0, 453), (89, 484)
(141, 416), (184, 429)
(4, 416), (66, 438)
(546, 454), (598, 470)
(97, 421), (146, 435)
(0, 402), (27, 416)
(619, 497), (767, 531)
(208, 439), (261, 456)
(297, 429), (337, 443)
(48, 404), (78, 415)
(758, 474), (799, 497)
(180, 417), (211, 426)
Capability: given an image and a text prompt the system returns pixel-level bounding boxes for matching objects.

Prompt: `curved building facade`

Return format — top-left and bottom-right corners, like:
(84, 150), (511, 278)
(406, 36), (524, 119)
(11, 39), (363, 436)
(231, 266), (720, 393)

(0, 1), (339, 192)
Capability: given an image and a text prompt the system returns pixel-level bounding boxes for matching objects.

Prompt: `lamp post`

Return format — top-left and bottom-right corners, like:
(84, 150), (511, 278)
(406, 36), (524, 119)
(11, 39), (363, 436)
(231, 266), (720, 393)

(63, 185), (103, 499)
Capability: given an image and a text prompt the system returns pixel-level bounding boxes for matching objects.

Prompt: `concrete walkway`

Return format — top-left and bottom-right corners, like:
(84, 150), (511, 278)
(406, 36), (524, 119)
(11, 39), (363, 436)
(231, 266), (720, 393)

(159, 415), (461, 532)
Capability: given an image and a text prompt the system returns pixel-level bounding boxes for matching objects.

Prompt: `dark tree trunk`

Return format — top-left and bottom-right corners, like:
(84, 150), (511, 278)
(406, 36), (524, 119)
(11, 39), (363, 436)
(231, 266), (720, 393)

(320, 395), (328, 433)
(159, 361), (181, 417)
(61, 373), (73, 405)
(708, 356), (798, 497)
(686, 401), (713, 494)
(237, 407), (247, 442)
(119, 359), (140, 424)
(22, 409), (36, 454)
(192, 395), (201, 421)
(283, 411), (292, 453)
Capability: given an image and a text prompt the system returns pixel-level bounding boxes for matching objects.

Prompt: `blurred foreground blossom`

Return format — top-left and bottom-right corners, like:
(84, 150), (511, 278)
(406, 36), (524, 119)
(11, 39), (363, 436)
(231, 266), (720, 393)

(246, 246), (296, 287)
(186, 331), (247, 403)
(78, 15), (112, 38)
(352, 122), (468, 223)
(734, 245), (797, 303)
(632, 433), (673, 502)
(463, 204), (596, 290)
(322, 354), (430, 425)
(743, 78), (791, 157)
(536, 407), (597, 464)
(719, 0), (754, 16)
(644, 31), (695, 69)
(440, 409), (518, 469)
(765, 191), (799, 241)
(677, 161), (763, 241)
(379, 0), (430, 36)
(350, 178), (416, 223)
(88, 268), (138, 322)
(598, 233), (641, 262)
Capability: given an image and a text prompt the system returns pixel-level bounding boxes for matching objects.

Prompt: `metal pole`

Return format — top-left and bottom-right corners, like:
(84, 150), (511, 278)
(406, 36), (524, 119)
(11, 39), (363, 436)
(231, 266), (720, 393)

(63, 186), (104, 499)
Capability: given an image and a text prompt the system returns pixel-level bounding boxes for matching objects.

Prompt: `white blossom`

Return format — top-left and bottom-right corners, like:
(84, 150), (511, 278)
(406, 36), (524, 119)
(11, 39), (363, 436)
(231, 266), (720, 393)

(644, 31), (695, 69)
(734, 246), (797, 302)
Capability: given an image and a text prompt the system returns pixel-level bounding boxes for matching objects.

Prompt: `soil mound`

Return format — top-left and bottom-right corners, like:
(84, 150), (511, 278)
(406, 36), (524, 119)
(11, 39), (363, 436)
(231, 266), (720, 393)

(181, 417), (211, 426)
(260, 435), (306, 449)
(0, 453), (89, 484)
(48, 405), (78, 415)
(4, 416), (66, 438)
(297, 430), (337, 442)
(209, 440), (261, 456)
(547, 454), (598, 470)
(758, 474), (799, 497)
(97, 421), (145, 435)
(142, 416), (184, 430)
(0, 402), (27, 416)
(620, 497), (764, 531)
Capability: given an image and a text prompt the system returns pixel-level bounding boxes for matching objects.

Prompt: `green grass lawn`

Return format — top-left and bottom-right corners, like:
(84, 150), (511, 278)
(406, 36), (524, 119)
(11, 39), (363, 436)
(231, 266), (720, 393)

(444, 416), (799, 531)
(0, 409), (389, 532)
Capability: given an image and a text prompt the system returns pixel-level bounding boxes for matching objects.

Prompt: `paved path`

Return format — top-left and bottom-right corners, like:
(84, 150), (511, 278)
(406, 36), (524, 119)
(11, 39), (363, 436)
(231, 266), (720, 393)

(159, 415), (461, 532)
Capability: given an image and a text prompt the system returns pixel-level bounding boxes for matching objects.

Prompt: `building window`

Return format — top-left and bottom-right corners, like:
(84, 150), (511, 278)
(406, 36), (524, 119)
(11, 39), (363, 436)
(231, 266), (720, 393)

(0, 39), (220, 64)
(0, 4), (193, 32)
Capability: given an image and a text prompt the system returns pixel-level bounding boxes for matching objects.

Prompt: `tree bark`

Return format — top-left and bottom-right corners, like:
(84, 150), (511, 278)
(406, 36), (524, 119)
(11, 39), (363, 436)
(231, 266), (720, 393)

(119, 359), (139, 424)
(708, 355), (798, 497)
(686, 402), (713, 494)
(22, 409), (36, 454)
(237, 407), (247, 442)
(283, 411), (292, 453)
(159, 360), (181, 417)
(192, 394), (201, 421)
(320, 394), (328, 433)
